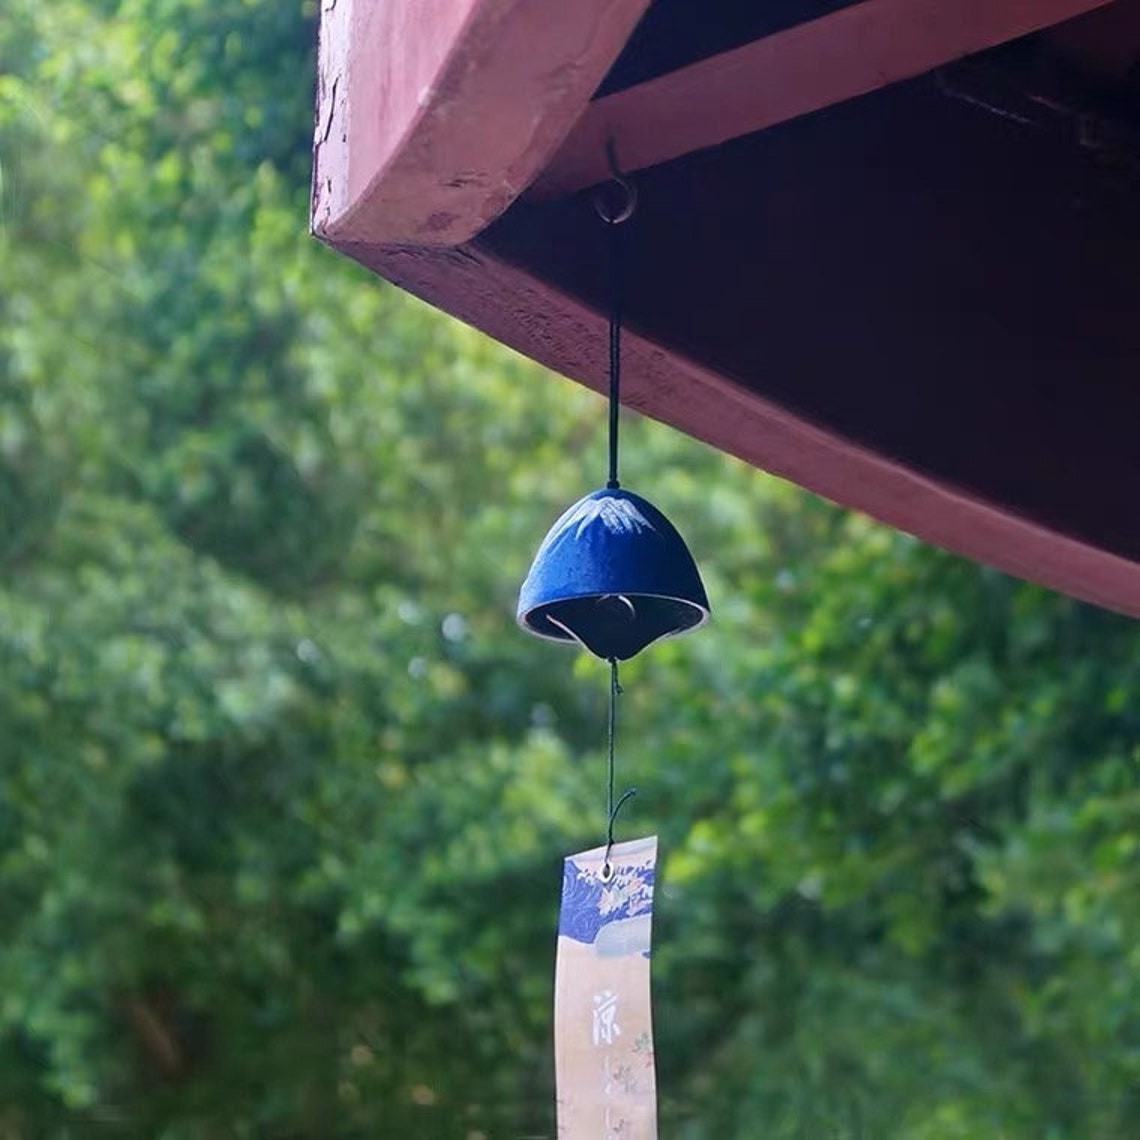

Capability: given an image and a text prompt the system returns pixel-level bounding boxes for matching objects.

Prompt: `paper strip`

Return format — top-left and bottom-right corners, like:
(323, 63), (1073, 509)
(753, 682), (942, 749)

(555, 835), (658, 1140)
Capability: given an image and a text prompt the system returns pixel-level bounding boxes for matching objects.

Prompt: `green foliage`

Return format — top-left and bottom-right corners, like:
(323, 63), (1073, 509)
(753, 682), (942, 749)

(3, 2), (1140, 1137)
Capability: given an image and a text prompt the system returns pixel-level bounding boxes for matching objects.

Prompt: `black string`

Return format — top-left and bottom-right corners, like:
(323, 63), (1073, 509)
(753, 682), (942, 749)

(597, 145), (636, 876)
(606, 220), (623, 491)
(603, 659), (636, 877)
(607, 658), (618, 832)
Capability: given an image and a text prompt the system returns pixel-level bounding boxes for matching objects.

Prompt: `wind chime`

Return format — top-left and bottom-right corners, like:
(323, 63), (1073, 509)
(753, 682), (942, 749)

(517, 148), (710, 1140)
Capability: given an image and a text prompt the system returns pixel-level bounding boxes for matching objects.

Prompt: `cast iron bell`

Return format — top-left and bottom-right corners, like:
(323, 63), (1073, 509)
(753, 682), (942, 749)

(518, 486), (710, 661)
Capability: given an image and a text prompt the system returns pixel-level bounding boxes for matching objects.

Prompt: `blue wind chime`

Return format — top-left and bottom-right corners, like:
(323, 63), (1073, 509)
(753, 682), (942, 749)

(517, 151), (709, 1140)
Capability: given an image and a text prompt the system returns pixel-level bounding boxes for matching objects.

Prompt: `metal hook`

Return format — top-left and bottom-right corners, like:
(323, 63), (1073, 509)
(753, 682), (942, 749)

(593, 139), (637, 226)
(601, 787), (638, 882)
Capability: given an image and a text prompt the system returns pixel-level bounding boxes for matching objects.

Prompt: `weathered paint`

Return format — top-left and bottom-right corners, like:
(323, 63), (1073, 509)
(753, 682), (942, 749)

(311, 0), (652, 245)
(534, 0), (1117, 197)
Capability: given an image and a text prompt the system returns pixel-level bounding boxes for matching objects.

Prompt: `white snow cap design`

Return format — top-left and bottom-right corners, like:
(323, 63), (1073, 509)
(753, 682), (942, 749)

(561, 494), (657, 540)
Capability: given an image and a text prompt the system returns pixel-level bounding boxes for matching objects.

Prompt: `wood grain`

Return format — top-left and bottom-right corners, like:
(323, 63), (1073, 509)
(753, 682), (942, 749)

(311, 0), (652, 246)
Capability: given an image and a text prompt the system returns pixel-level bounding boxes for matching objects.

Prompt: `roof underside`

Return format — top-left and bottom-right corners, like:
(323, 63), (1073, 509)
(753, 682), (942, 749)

(312, 0), (1140, 617)
(487, 55), (1140, 564)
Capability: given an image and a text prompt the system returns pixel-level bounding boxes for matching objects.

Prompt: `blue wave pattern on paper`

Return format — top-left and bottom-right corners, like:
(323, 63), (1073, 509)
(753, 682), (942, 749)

(558, 856), (656, 946)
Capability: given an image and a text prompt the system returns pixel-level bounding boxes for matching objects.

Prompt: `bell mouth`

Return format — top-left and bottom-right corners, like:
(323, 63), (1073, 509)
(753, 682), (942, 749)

(520, 591), (709, 661)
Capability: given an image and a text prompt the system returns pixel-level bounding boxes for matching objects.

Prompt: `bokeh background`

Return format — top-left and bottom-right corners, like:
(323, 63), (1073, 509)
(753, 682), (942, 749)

(3, 3), (1140, 1137)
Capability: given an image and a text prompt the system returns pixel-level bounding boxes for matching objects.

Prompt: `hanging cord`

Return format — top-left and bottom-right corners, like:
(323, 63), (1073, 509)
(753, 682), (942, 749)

(594, 142), (639, 882)
(593, 140), (636, 491)
(606, 222), (623, 489)
(602, 658), (637, 882)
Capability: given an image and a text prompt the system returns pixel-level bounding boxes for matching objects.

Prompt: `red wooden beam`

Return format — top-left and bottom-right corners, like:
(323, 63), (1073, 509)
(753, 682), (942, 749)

(311, 0), (652, 247)
(535, 0), (1117, 198)
(312, 0), (1140, 618)
(343, 238), (1140, 619)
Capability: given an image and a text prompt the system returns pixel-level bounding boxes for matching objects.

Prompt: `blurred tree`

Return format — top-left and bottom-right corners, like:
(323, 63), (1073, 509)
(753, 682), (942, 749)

(2, 2), (1140, 1138)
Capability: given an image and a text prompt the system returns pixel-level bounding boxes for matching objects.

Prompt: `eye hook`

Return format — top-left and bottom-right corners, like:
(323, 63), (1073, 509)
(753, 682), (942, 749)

(601, 787), (638, 881)
(593, 138), (637, 226)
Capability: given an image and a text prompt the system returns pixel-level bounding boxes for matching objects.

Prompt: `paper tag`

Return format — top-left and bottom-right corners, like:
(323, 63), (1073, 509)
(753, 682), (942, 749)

(555, 835), (658, 1140)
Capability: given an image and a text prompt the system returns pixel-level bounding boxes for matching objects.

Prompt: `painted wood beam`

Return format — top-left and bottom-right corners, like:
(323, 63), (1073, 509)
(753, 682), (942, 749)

(534, 0), (1117, 198)
(310, 0), (652, 247)
(336, 237), (1140, 619)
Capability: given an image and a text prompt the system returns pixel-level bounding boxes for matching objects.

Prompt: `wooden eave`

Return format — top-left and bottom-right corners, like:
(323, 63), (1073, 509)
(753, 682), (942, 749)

(312, 0), (1140, 618)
